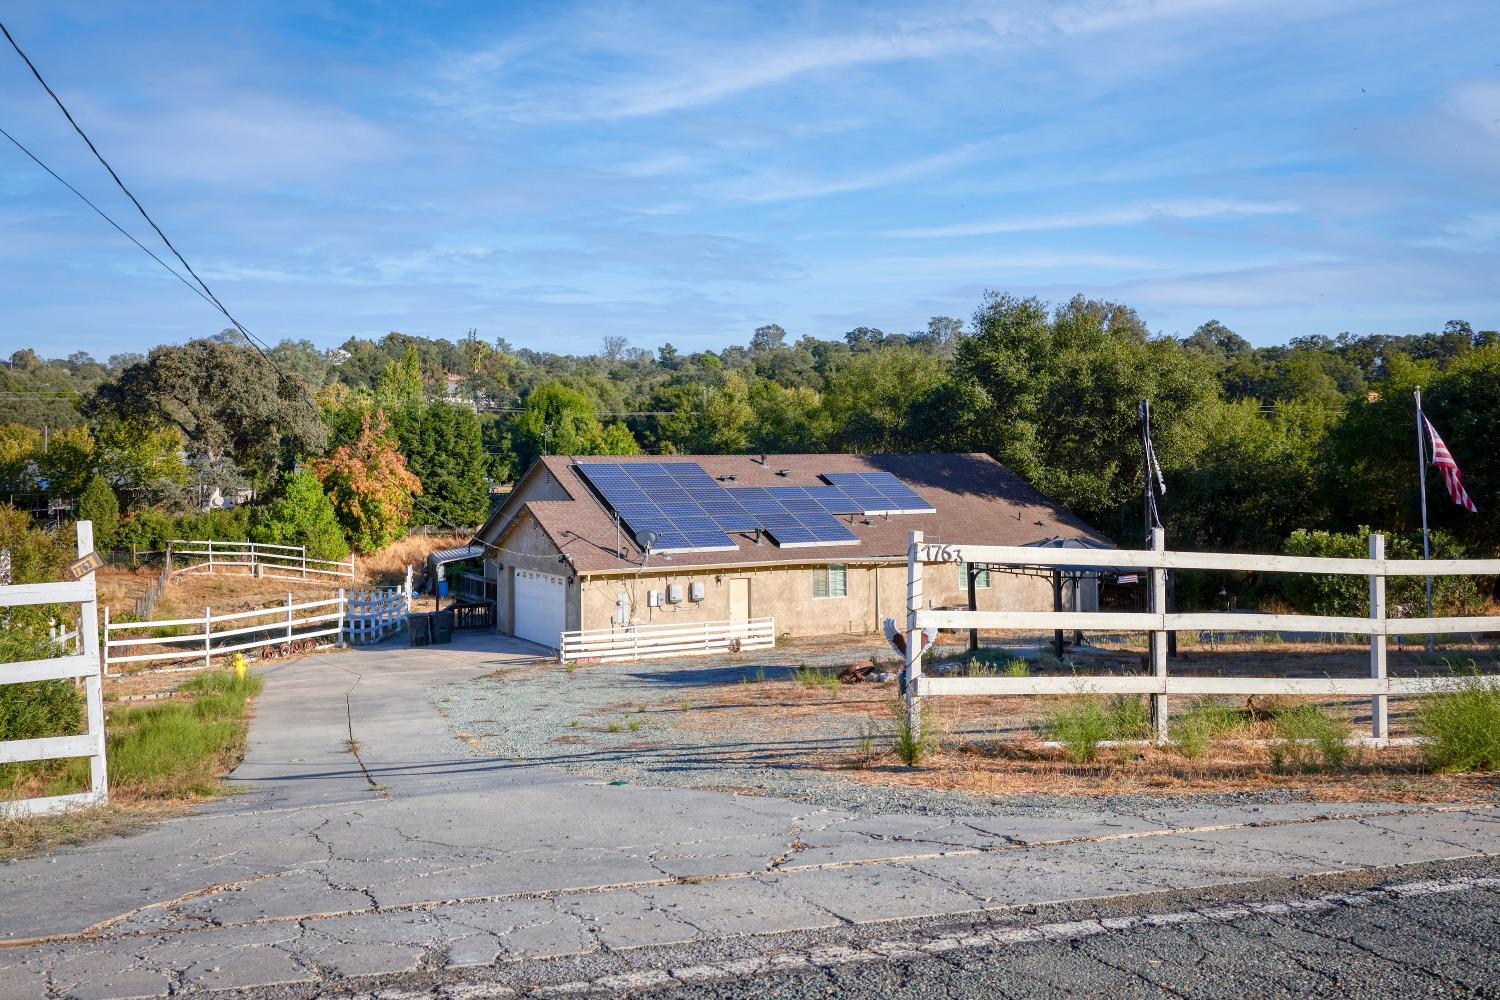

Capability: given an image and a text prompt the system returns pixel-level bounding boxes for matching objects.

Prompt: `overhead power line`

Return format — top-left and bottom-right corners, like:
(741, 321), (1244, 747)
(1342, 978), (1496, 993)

(0, 124), (215, 310)
(0, 18), (319, 416)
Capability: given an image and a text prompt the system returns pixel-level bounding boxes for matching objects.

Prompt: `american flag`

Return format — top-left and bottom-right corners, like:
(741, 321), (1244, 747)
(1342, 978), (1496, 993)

(1423, 415), (1477, 513)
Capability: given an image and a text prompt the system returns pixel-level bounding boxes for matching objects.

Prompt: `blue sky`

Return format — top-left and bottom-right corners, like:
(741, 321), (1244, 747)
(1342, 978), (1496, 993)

(2, 0), (1497, 358)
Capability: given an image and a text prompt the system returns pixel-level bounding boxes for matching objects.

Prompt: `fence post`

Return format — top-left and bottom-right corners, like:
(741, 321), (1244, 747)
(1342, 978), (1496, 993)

(338, 587), (347, 647)
(1369, 532), (1388, 742)
(905, 530), (925, 739)
(76, 520), (109, 804)
(204, 606), (213, 670)
(286, 592), (294, 644)
(102, 605), (111, 677)
(1149, 527), (1169, 743)
(207, 539), (214, 575)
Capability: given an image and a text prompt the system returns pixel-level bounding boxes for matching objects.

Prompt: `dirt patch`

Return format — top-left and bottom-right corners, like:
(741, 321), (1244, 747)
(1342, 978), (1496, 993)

(666, 671), (1500, 805)
(153, 571), (342, 620)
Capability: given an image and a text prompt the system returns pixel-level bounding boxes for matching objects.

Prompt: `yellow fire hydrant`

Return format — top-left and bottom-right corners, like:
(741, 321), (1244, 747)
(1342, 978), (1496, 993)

(231, 652), (247, 682)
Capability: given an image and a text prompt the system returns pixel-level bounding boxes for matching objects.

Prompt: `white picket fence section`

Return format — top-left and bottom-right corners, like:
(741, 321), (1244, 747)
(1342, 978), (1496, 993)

(1, 521), (108, 817)
(103, 593), (347, 676)
(345, 567), (414, 645)
(169, 539), (355, 582)
(901, 529), (1500, 744)
(560, 617), (776, 664)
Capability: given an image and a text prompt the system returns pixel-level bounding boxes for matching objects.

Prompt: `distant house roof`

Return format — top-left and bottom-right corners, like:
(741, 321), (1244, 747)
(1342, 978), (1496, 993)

(476, 453), (1108, 576)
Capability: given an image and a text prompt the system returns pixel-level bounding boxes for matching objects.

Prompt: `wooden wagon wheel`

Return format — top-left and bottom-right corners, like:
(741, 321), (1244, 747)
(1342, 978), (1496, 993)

(262, 644), (281, 659)
(279, 642), (293, 657)
(295, 638), (315, 654)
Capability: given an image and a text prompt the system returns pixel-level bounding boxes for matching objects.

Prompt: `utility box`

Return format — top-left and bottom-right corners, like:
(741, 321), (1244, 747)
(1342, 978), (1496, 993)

(647, 590), (662, 608)
(667, 584), (683, 604)
(689, 582), (705, 602)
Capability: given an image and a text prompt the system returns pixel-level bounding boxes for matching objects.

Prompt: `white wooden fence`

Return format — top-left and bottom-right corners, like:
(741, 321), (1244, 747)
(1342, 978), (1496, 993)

(104, 592), (347, 675)
(345, 567), (414, 645)
(902, 529), (1500, 744)
(1, 521), (108, 817)
(169, 539), (355, 582)
(561, 617), (776, 664)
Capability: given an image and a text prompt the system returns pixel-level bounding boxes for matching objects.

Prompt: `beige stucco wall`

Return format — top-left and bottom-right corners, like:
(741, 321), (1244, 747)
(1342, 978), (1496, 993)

(576, 561), (1096, 639)
(488, 512), (583, 635)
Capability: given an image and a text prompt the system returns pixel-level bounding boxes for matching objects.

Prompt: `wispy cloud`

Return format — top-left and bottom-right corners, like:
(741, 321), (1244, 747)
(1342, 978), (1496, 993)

(709, 141), (995, 204)
(888, 199), (1301, 238)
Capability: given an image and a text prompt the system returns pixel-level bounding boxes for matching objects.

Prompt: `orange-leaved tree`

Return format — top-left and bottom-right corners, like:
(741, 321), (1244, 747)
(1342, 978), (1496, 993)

(313, 411), (421, 554)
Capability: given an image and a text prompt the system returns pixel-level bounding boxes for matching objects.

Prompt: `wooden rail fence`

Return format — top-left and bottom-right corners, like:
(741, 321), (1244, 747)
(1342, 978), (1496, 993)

(169, 539), (355, 583)
(561, 617), (775, 664)
(104, 593), (346, 675)
(902, 529), (1500, 745)
(1, 521), (108, 817)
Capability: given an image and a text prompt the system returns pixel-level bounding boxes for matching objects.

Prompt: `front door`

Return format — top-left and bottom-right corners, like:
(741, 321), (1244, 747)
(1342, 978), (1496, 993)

(728, 578), (750, 629)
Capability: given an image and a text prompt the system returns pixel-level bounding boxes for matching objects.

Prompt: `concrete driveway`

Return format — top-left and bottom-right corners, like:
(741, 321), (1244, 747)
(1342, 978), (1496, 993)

(2, 637), (1499, 998)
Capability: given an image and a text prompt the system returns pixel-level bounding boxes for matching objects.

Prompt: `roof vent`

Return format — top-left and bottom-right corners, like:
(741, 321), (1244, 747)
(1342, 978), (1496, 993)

(776, 469), (790, 477)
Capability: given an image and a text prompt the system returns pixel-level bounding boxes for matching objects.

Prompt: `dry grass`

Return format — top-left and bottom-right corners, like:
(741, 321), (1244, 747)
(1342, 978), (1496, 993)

(154, 573), (342, 620)
(668, 671), (1500, 804)
(357, 532), (469, 585)
(0, 804), (186, 862)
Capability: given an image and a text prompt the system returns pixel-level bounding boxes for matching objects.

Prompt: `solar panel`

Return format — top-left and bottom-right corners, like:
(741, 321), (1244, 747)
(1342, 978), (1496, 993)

(820, 472), (933, 514)
(576, 462), (740, 553)
(577, 461), (878, 552)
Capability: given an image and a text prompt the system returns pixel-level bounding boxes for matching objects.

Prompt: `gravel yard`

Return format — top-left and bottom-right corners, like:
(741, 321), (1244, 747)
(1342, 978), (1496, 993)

(435, 635), (1500, 819)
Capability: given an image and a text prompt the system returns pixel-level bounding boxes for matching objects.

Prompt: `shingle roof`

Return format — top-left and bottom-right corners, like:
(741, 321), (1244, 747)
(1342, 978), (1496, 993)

(497, 453), (1108, 575)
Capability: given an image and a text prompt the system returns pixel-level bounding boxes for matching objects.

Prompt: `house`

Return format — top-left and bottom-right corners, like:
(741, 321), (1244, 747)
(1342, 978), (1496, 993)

(471, 453), (1109, 649)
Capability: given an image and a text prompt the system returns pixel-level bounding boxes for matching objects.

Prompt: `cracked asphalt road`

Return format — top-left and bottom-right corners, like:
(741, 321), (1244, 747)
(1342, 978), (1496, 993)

(2, 635), (1498, 999)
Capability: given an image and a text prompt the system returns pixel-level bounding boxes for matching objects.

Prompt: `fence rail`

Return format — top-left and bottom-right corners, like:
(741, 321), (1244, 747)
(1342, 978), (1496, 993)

(902, 530), (1500, 745)
(561, 617), (775, 664)
(169, 539), (355, 583)
(1, 521), (107, 817)
(104, 593), (347, 675)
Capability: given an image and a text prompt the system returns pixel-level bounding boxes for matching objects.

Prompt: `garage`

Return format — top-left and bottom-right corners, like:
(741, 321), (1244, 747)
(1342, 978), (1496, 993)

(514, 568), (566, 649)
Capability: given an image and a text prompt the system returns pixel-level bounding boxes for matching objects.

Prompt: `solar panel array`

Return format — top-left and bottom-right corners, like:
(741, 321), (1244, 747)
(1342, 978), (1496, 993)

(820, 472), (936, 514)
(574, 462), (930, 552)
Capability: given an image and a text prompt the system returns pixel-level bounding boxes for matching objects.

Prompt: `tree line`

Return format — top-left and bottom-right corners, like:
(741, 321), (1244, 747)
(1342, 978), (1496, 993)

(1, 296), (1496, 568)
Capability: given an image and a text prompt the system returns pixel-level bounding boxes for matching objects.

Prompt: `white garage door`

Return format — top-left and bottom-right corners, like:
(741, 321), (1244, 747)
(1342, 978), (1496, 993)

(514, 569), (566, 649)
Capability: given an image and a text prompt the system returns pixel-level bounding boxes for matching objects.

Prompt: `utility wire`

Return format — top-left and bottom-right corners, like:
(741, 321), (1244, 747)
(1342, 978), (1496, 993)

(0, 18), (319, 416)
(0, 124), (215, 310)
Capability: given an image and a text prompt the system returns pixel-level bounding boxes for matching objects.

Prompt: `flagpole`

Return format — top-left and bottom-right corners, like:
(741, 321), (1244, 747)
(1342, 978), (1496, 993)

(1415, 387), (1434, 651)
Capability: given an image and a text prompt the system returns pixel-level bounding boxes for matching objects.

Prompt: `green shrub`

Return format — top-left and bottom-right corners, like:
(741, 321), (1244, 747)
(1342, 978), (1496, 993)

(1107, 694), (1153, 740)
(1004, 658), (1030, 678)
(1271, 704), (1352, 771)
(1172, 704), (1243, 760)
(0, 680), (84, 743)
(1417, 669), (1500, 773)
(890, 698), (939, 766)
(1284, 527), (1482, 617)
(113, 508), (174, 553)
(251, 470), (350, 561)
(77, 475), (120, 549)
(1045, 699), (1113, 763)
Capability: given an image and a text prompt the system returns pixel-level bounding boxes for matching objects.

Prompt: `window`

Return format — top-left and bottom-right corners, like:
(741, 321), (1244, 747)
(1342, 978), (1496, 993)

(812, 564), (848, 599)
(960, 562), (991, 589)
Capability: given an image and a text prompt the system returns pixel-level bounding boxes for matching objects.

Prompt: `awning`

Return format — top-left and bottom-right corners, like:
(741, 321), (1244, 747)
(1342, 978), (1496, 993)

(425, 544), (487, 577)
(1018, 536), (1138, 576)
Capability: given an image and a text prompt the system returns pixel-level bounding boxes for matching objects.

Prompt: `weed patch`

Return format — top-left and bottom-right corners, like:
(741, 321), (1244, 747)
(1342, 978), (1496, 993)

(1044, 699), (1113, 763)
(1270, 704), (1353, 771)
(1417, 668), (1500, 772)
(890, 698), (939, 766)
